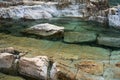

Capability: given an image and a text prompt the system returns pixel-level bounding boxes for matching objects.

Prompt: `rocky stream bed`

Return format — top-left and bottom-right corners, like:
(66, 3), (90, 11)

(0, 17), (120, 80)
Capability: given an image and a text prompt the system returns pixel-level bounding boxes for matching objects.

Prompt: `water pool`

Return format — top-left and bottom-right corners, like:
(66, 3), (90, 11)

(0, 17), (119, 80)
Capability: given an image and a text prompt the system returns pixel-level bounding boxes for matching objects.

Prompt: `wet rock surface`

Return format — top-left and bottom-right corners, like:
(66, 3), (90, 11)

(64, 32), (97, 43)
(98, 33), (120, 47)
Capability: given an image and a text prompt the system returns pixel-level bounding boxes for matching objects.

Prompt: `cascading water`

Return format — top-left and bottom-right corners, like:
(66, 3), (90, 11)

(0, 2), (86, 19)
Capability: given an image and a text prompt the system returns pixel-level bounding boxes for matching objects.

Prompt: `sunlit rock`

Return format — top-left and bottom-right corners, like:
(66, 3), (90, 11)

(23, 23), (64, 39)
(19, 56), (49, 80)
(0, 53), (15, 69)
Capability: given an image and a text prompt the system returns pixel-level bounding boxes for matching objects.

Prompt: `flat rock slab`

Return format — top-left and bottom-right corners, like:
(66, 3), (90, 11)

(98, 33), (120, 47)
(75, 60), (103, 76)
(59, 44), (110, 60)
(103, 60), (120, 80)
(23, 23), (64, 39)
(64, 32), (97, 43)
(111, 51), (120, 60)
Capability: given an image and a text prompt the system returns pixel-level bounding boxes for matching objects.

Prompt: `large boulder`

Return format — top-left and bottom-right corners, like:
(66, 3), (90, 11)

(23, 23), (64, 39)
(0, 52), (17, 74)
(19, 56), (49, 80)
(0, 53), (15, 69)
(64, 32), (97, 43)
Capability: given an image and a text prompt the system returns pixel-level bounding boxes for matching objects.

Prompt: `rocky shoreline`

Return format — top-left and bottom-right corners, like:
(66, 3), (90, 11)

(0, 0), (120, 80)
(0, 46), (120, 80)
(1, 0), (119, 28)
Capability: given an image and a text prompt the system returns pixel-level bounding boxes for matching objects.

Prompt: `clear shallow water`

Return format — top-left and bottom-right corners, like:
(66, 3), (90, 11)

(0, 17), (115, 59)
(0, 17), (118, 80)
(0, 17), (106, 36)
(109, 0), (120, 6)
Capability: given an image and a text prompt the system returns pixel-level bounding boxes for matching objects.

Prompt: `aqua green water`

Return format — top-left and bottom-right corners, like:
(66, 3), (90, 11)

(109, 0), (120, 6)
(0, 18), (106, 37)
(0, 17), (116, 80)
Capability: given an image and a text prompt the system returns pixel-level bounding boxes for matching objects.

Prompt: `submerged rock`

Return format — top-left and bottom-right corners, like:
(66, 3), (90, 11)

(50, 62), (76, 80)
(76, 71), (104, 80)
(0, 72), (24, 80)
(64, 32), (97, 43)
(50, 60), (104, 80)
(23, 23), (64, 39)
(19, 56), (49, 80)
(75, 60), (103, 76)
(98, 33), (120, 47)
(111, 51), (120, 60)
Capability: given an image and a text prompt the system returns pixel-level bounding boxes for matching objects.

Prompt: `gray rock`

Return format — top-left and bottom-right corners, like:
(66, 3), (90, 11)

(64, 32), (97, 43)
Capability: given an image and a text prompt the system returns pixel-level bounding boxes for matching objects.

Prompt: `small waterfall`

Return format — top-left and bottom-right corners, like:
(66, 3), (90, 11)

(0, 2), (86, 19)
(0, 3), (59, 19)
